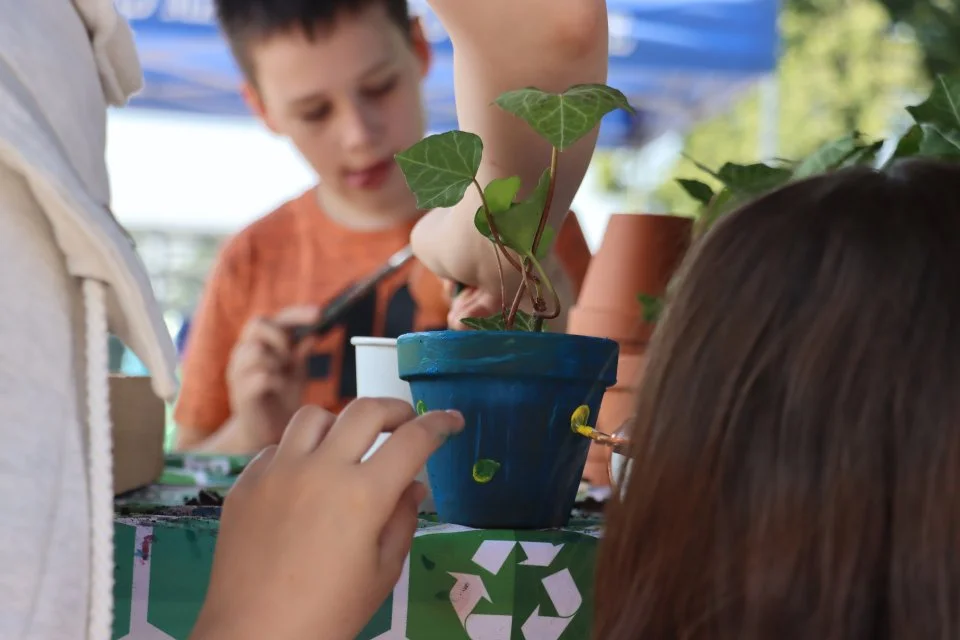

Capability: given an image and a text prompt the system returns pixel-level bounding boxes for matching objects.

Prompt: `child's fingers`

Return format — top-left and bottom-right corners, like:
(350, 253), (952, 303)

(364, 410), (464, 505)
(239, 317), (294, 359)
(377, 482), (424, 573)
(229, 341), (283, 378)
(271, 306), (322, 327)
(448, 290), (501, 330)
(231, 445), (278, 490)
(322, 398), (418, 462)
(276, 405), (337, 459)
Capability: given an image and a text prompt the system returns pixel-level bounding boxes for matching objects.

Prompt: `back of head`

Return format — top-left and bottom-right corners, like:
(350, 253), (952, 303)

(596, 159), (960, 640)
(215, 0), (410, 81)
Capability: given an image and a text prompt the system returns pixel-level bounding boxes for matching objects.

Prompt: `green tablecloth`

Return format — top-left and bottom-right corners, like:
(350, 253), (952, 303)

(113, 455), (605, 639)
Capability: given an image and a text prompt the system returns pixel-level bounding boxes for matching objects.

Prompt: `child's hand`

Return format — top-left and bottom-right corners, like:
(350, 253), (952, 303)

(444, 282), (502, 330)
(193, 399), (465, 640)
(224, 306), (319, 451)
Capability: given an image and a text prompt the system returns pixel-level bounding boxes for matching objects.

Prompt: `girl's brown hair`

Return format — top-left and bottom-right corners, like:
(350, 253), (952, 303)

(596, 159), (960, 639)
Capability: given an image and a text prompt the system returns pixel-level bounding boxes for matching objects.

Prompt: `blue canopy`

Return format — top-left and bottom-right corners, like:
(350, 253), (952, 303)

(117, 0), (778, 147)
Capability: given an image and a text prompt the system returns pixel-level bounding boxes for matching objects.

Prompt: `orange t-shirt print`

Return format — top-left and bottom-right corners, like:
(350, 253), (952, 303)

(173, 189), (449, 437)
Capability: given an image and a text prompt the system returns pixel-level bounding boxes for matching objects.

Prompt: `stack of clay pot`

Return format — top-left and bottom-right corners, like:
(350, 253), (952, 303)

(568, 213), (693, 486)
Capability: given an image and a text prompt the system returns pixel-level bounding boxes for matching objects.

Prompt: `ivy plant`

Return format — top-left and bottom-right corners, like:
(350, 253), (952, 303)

(635, 73), (960, 325)
(396, 84), (633, 331)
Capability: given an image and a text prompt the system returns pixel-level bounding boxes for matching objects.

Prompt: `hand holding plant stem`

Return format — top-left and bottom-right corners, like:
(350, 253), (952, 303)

(396, 84), (633, 332)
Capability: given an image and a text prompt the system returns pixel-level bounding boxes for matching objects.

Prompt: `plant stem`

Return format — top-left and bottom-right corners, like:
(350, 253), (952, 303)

(472, 179), (523, 273)
(528, 254), (560, 323)
(505, 259), (532, 328)
(491, 243), (507, 319)
(530, 147), (560, 257)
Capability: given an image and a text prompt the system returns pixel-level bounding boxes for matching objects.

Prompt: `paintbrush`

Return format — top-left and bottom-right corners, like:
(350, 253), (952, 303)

(289, 244), (414, 343)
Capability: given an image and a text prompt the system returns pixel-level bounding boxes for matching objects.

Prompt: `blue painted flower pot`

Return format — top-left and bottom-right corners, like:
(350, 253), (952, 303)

(397, 330), (618, 529)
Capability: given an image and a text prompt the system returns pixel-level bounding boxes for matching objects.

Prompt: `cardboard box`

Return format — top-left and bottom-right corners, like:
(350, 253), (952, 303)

(111, 375), (166, 495)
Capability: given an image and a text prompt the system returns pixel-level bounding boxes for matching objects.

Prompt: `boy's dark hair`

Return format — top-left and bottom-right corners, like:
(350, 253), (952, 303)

(215, 0), (411, 81)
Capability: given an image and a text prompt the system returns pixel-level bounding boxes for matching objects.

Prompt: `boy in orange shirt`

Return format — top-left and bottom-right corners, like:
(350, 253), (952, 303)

(174, 0), (601, 454)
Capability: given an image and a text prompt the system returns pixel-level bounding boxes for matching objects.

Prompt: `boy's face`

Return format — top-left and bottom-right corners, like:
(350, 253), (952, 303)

(244, 5), (429, 218)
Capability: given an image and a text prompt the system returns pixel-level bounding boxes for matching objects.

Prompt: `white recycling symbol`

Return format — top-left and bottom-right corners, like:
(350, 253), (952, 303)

(448, 540), (583, 640)
(117, 524), (177, 640)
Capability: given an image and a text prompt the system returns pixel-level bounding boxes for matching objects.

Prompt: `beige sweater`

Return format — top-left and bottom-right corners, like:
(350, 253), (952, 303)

(0, 1), (177, 638)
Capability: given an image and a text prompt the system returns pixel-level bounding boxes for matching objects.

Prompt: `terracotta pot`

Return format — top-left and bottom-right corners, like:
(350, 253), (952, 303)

(572, 213), (692, 487)
(567, 305), (650, 352)
(577, 212), (692, 324)
(581, 352), (645, 486)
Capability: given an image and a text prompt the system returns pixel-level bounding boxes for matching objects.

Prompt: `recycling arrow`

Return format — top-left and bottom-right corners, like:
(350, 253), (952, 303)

(521, 605), (574, 640)
(521, 568), (582, 640)
(117, 525), (177, 640)
(445, 539), (584, 640)
(449, 572), (512, 639)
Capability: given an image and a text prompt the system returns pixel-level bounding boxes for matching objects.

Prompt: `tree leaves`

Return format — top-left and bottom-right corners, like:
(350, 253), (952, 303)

(495, 84), (634, 151)
(395, 131), (482, 209)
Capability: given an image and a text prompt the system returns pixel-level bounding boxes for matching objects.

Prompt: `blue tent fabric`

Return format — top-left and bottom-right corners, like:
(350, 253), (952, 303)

(116, 0), (778, 147)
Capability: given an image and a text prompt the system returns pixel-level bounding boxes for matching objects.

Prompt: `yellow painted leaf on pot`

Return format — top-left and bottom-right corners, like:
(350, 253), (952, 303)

(570, 404), (594, 437)
(472, 459), (500, 483)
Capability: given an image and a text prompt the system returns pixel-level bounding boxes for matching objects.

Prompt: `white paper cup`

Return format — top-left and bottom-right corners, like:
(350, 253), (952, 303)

(351, 337), (433, 512)
(353, 337), (414, 402)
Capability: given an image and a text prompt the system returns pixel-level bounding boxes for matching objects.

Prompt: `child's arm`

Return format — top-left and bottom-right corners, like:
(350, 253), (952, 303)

(410, 0), (608, 298)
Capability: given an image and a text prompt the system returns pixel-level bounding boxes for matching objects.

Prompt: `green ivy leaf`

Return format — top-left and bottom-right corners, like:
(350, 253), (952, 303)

(461, 314), (506, 331)
(716, 163), (793, 197)
(888, 124), (923, 161)
(395, 131), (482, 209)
(768, 157), (798, 169)
(918, 124), (960, 157)
(840, 141), (884, 168)
(676, 179), (715, 207)
(474, 169), (555, 259)
(682, 153), (722, 181)
(483, 176), (521, 213)
(460, 310), (539, 332)
(906, 75), (960, 135)
(695, 188), (737, 238)
(494, 84), (634, 151)
(472, 459), (501, 484)
(637, 293), (664, 324)
(511, 310), (538, 332)
(792, 133), (865, 179)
